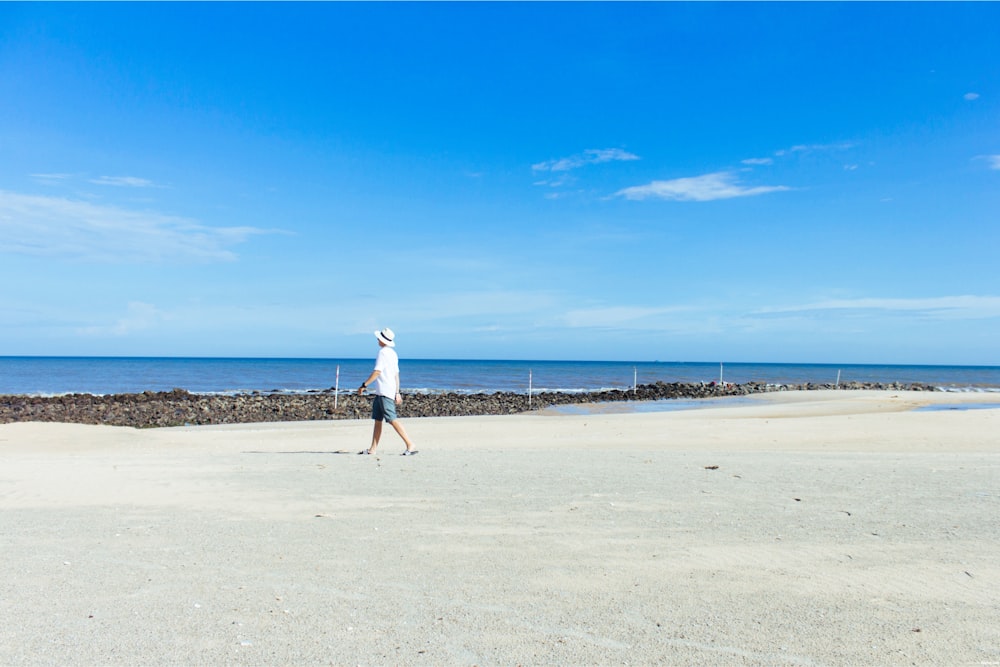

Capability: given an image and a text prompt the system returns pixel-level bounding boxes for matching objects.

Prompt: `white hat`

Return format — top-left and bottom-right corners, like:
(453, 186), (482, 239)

(374, 327), (396, 347)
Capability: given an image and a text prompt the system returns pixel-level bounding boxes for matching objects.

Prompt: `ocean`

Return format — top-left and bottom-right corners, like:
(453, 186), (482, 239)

(1, 357), (998, 396)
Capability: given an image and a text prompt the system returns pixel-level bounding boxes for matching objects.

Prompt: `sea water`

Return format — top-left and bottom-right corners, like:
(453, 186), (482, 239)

(1, 357), (998, 396)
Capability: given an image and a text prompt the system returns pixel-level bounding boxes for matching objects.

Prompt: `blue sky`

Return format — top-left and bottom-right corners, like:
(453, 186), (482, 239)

(1, 2), (998, 364)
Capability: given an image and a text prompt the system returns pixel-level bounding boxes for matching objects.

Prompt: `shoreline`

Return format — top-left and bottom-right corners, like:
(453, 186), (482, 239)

(0, 380), (942, 428)
(4, 357), (998, 398)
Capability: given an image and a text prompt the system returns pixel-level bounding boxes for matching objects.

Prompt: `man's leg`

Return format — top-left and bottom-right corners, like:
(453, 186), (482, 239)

(368, 420), (382, 454)
(390, 419), (415, 452)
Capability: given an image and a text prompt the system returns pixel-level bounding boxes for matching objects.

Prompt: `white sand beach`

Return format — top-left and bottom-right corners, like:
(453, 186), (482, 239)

(1, 390), (998, 666)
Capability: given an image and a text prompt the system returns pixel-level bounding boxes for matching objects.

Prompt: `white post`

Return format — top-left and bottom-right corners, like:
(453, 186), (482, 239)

(633, 366), (637, 395)
(334, 365), (340, 409)
(528, 369), (533, 409)
(836, 369), (841, 389)
(720, 362), (724, 385)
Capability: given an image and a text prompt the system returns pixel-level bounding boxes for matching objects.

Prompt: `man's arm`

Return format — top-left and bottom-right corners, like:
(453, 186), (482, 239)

(357, 369), (381, 395)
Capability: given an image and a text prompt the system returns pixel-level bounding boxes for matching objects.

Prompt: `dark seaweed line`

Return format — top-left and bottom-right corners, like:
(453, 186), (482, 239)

(0, 381), (938, 429)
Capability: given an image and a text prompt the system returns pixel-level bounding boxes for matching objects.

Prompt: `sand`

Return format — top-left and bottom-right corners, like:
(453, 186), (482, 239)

(1, 390), (998, 666)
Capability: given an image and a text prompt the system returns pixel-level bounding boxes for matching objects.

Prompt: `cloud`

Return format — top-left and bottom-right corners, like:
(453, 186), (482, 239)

(30, 173), (164, 189)
(89, 176), (160, 188)
(774, 141), (857, 157)
(987, 155), (1000, 170)
(741, 157), (774, 166)
(533, 173), (574, 189)
(77, 301), (167, 337)
(31, 173), (74, 185)
(755, 296), (1000, 320)
(964, 92), (980, 101)
(562, 305), (693, 329)
(0, 190), (271, 262)
(543, 191), (575, 200)
(532, 148), (640, 173)
(615, 171), (790, 202)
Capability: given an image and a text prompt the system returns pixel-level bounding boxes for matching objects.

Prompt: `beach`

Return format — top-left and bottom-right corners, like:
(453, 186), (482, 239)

(1, 390), (998, 666)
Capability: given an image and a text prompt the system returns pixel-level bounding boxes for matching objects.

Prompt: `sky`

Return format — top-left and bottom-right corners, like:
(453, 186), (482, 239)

(1, 2), (998, 364)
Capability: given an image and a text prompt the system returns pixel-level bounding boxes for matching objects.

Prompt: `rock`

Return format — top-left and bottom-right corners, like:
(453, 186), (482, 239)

(0, 381), (938, 429)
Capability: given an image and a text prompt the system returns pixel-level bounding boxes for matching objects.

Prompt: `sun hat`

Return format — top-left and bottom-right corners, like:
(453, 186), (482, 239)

(374, 327), (396, 347)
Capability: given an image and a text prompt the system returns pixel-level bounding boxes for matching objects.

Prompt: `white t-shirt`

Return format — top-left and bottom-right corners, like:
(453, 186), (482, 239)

(372, 346), (399, 397)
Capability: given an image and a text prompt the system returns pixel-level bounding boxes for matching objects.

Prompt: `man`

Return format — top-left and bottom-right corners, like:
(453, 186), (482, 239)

(357, 327), (418, 456)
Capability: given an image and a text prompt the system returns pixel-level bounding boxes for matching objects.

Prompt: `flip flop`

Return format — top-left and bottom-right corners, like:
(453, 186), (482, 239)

(401, 450), (419, 456)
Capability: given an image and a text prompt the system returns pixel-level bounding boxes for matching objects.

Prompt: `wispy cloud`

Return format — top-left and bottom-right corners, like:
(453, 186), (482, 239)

(31, 173), (74, 185)
(533, 173), (575, 189)
(987, 155), (1000, 170)
(774, 141), (857, 157)
(556, 295), (1000, 342)
(77, 301), (167, 337)
(615, 171), (790, 202)
(89, 175), (161, 188)
(755, 296), (1000, 320)
(532, 148), (640, 173)
(744, 141), (858, 170)
(964, 92), (980, 101)
(0, 190), (272, 262)
(31, 172), (166, 189)
(562, 305), (694, 329)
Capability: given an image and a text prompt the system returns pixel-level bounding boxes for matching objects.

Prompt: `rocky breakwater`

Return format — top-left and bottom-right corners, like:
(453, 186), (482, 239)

(0, 381), (936, 429)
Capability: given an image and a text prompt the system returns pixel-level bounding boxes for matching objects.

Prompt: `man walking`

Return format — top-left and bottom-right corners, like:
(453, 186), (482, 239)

(357, 327), (418, 456)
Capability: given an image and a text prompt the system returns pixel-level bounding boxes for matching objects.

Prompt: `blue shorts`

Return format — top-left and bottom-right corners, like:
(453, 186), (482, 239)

(371, 395), (397, 423)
